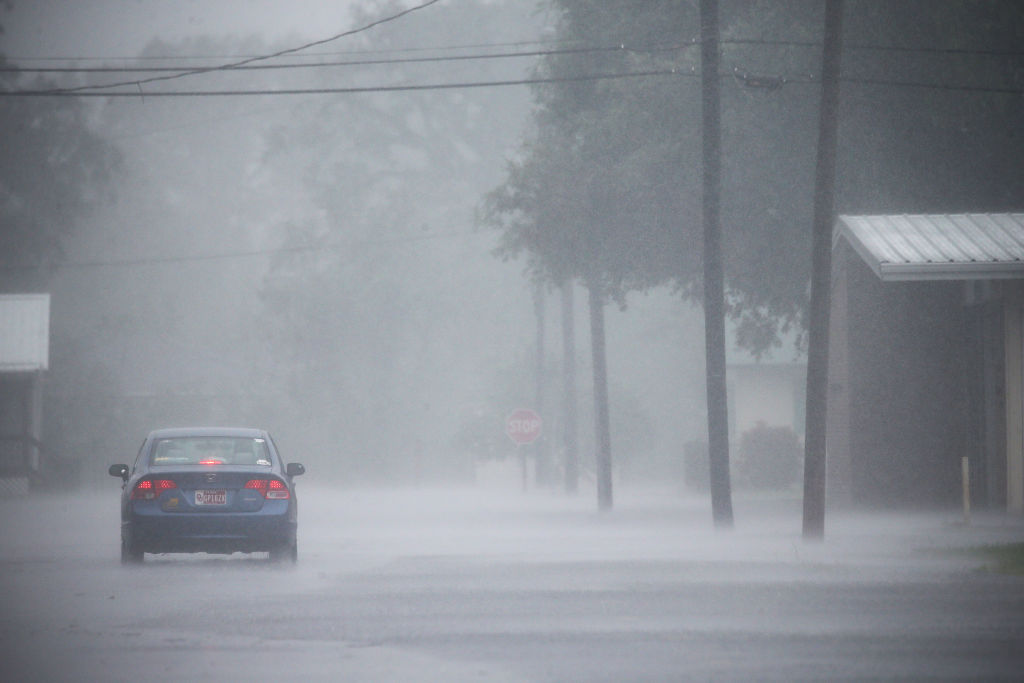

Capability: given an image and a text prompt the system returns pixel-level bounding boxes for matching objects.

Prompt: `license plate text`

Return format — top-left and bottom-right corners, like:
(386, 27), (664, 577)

(195, 490), (227, 505)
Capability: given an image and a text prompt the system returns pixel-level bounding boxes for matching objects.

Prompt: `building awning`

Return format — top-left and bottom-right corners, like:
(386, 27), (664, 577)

(0, 294), (50, 372)
(835, 213), (1024, 281)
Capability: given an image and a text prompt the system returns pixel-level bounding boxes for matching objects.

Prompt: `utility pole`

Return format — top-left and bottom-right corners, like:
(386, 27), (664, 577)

(699, 0), (733, 528)
(803, 0), (844, 540)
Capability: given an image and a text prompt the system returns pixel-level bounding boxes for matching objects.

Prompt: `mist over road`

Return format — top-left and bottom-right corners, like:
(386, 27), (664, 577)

(3, 485), (1024, 681)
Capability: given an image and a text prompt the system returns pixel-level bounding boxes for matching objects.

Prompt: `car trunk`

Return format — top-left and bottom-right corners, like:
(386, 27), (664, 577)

(150, 468), (277, 513)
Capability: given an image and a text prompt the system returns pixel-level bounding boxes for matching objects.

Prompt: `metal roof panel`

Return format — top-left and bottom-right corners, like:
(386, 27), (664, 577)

(836, 213), (1024, 281)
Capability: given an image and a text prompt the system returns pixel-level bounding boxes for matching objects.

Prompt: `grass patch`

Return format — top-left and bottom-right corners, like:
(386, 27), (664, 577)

(972, 543), (1024, 576)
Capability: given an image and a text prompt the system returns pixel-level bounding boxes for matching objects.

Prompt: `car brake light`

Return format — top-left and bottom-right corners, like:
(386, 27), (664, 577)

(243, 478), (289, 500)
(199, 459), (223, 465)
(131, 479), (177, 500)
(266, 479), (289, 499)
(131, 480), (153, 500)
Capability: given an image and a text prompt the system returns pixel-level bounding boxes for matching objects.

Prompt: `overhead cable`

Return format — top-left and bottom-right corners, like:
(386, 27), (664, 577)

(0, 68), (688, 97)
(6, 36), (1022, 73)
(724, 37), (1024, 59)
(2, 38), (582, 63)
(3, 67), (1020, 98)
(41, 0), (444, 94)
(730, 66), (1024, 95)
(0, 42), (692, 74)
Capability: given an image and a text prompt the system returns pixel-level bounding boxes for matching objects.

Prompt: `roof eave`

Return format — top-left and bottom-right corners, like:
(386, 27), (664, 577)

(877, 262), (1024, 281)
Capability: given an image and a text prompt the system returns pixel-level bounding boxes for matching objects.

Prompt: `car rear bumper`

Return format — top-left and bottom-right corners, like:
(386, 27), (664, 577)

(124, 507), (296, 554)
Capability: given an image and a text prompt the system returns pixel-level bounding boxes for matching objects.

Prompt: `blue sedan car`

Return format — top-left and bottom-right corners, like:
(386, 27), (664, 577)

(109, 427), (305, 564)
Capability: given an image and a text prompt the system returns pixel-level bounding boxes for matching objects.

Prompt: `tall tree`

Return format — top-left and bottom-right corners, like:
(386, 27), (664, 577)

(533, 283), (549, 485)
(560, 280), (579, 493)
(0, 67), (120, 291)
(588, 280), (613, 509)
(485, 1), (703, 509)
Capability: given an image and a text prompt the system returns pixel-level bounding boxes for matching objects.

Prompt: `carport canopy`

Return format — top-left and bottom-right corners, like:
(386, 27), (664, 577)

(835, 213), (1024, 282)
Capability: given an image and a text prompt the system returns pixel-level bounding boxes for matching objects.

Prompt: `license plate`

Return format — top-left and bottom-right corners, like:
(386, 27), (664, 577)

(195, 490), (227, 505)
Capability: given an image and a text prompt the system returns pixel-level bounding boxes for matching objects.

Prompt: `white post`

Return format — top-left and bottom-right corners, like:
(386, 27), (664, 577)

(962, 456), (971, 525)
(519, 445), (527, 492)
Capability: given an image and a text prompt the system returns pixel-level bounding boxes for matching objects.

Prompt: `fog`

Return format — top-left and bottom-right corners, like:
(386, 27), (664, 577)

(5, 1), (1016, 499)
(3, 1), (1024, 677)
(0, 1), (716, 491)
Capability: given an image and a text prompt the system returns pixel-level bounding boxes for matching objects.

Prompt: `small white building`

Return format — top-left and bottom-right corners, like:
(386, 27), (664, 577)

(727, 329), (806, 442)
(0, 294), (50, 493)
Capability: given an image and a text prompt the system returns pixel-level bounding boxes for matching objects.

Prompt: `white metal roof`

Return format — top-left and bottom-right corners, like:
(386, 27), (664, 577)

(835, 213), (1024, 281)
(0, 294), (50, 372)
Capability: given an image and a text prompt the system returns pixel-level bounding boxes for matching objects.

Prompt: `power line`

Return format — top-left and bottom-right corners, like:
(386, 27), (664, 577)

(6, 36), (1022, 73)
(0, 68), (688, 97)
(43, 0), (445, 94)
(730, 66), (1024, 96)
(4, 66), (1021, 98)
(1, 40), (1016, 99)
(840, 75), (1024, 96)
(1, 38), (577, 63)
(0, 43), (691, 74)
(724, 37), (1024, 59)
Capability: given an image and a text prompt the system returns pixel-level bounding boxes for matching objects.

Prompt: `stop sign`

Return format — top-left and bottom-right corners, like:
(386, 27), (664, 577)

(506, 408), (542, 445)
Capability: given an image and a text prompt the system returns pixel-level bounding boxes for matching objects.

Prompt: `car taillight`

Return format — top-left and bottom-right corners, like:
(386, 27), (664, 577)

(266, 479), (289, 499)
(244, 478), (289, 500)
(131, 479), (176, 500)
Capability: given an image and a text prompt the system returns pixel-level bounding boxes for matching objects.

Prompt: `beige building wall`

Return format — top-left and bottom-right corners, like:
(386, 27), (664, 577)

(729, 364), (806, 439)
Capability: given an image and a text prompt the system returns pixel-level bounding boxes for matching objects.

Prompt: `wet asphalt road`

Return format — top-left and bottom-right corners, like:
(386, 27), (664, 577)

(3, 485), (1024, 681)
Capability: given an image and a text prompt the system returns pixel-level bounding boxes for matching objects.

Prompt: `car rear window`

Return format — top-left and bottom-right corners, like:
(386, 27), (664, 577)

(150, 437), (272, 467)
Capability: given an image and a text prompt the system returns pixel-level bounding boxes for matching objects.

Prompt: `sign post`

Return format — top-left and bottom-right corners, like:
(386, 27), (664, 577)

(506, 409), (542, 490)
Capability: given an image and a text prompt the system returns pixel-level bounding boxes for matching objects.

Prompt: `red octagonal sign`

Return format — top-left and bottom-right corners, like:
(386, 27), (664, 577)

(506, 408), (542, 445)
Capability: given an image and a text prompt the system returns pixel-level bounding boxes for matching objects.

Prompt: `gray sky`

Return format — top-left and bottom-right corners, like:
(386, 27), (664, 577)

(1, 0), (381, 61)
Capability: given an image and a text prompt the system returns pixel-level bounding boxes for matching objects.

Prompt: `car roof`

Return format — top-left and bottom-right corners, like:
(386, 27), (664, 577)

(147, 427), (269, 439)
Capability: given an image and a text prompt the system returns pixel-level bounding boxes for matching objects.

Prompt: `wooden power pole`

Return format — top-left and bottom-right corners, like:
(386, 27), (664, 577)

(699, 0), (734, 528)
(803, 0), (844, 540)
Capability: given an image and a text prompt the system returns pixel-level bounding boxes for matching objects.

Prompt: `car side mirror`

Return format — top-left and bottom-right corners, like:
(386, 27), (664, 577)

(286, 462), (305, 477)
(109, 464), (130, 482)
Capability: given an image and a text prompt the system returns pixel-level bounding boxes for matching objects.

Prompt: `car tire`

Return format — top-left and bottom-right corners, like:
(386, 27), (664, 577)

(121, 538), (144, 564)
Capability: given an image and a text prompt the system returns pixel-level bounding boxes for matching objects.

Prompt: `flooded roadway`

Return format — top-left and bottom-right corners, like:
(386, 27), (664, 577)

(2, 485), (1023, 681)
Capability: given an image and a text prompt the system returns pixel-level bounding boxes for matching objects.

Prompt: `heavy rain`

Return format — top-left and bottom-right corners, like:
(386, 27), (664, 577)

(2, 1), (1023, 680)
